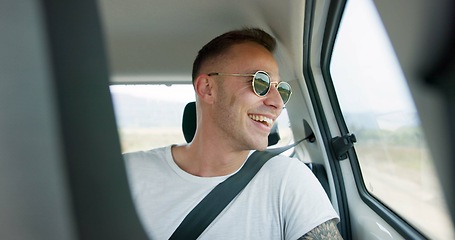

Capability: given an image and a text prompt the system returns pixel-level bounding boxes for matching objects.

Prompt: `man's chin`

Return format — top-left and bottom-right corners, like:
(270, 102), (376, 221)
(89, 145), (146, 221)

(244, 136), (268, 151)
(253, 142), (268, 151)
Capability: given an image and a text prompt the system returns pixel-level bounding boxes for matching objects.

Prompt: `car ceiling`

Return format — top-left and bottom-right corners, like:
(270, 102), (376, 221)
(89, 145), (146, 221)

(98, 0), (307, 84)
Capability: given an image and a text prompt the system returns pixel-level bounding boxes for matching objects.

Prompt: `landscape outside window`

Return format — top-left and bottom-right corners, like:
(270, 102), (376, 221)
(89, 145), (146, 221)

(330, 0), (454, 238)
(110, 84), (293, 153)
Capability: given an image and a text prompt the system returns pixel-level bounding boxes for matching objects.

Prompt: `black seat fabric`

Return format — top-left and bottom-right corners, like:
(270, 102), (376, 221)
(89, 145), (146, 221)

(182, 102), (280, 146)
(182, 102), (197, 143)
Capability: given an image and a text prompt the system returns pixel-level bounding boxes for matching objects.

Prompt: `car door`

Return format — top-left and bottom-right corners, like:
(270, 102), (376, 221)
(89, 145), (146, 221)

(306, 0), (455, 239)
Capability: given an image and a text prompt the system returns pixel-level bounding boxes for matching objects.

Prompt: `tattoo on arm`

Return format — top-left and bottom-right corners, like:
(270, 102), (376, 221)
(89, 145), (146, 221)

(297, 219), (343, 240)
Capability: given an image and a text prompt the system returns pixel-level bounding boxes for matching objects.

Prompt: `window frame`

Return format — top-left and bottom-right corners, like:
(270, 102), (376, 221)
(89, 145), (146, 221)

(319, 0), (428, 239)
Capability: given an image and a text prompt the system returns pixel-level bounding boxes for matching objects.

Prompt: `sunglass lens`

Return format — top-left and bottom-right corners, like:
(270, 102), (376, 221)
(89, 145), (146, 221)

(253, 72), (270, 96)
(277, 82), (292, 104)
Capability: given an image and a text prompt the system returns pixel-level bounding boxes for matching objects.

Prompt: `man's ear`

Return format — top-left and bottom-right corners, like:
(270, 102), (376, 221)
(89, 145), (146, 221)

(194, 74), (215, 104)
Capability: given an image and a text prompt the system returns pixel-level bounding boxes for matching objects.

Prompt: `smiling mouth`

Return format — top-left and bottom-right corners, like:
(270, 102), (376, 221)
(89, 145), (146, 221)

(248, 114), (273, 127)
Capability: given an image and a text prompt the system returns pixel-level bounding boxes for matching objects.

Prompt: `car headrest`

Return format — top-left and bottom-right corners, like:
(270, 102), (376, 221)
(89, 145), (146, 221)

(182, 101), (280, 146)
(182, 102), (197, 143)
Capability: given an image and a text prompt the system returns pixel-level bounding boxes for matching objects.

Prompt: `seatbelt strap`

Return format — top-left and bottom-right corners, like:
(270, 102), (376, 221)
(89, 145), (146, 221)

(169, 138), (306, 240)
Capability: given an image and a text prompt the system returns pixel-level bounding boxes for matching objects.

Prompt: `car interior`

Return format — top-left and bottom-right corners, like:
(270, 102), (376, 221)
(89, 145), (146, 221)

(1, 0), (454, 239)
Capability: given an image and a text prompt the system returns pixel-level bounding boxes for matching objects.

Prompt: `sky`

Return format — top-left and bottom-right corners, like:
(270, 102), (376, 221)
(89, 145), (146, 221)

(330, 0), (415, 115)
(110, 84), (196, 103)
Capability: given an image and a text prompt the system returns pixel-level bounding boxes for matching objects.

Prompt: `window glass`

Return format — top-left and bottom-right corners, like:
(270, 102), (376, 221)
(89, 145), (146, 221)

(110, 84), (293, 153)
(330, 0), (454, 238)
(110, 84), (195, 152)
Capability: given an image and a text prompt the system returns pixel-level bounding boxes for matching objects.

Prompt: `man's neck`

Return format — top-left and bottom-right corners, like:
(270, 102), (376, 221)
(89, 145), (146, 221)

(171, 141), (250, 177)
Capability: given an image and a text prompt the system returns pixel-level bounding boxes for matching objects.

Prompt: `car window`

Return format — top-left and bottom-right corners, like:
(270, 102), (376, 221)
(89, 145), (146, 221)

(110, 84), (294, 153)
(110, 84), (194, 152)
(330, 0), (454, 238)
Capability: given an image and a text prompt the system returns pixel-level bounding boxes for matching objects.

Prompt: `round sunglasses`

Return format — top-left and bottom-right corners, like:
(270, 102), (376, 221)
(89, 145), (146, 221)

(208, 70), (292, 105)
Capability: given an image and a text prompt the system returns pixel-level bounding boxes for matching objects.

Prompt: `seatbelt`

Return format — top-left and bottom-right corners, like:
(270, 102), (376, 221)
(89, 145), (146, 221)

(169, 138), (306, 240)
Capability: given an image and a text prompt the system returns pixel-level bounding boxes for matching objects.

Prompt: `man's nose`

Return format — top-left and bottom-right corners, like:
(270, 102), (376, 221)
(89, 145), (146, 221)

(264, 82), (284, 109)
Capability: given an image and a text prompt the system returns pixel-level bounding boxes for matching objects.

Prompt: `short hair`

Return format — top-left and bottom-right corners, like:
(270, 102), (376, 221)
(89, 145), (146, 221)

(192, 28), (277, 83)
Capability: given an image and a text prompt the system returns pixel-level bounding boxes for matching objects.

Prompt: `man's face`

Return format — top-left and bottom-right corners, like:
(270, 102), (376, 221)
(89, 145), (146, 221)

(210, 42), (284, 151)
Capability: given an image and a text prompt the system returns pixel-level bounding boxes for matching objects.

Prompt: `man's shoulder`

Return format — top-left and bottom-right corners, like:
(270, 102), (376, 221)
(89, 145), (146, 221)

(123, 145), (171, 163)
(124, 145), (169, 155)
(259, 153), (313, 179)
(266, 153), (309, 169)
(123, 145), (175, 179)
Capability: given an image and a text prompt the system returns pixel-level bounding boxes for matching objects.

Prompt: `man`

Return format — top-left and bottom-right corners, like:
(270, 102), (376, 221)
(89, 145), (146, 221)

(124, 28), (342, 239)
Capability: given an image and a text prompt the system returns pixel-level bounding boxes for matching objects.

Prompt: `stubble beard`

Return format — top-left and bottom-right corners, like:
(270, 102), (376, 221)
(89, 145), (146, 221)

(214, 88), (266, 151)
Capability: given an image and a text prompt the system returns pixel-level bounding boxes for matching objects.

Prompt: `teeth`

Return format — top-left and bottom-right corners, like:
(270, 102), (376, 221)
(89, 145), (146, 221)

(248, 114), (273, 127)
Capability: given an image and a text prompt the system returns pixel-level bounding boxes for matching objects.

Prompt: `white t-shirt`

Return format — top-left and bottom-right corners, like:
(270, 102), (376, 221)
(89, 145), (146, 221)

(124, 146), (339, 240)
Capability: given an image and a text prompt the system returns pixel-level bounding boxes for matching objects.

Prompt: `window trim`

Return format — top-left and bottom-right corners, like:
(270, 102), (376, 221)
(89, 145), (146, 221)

(302, 0), (351, 239)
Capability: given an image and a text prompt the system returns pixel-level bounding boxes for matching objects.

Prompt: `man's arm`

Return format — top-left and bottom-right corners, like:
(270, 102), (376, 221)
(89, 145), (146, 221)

(297, 219), (343, 240)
